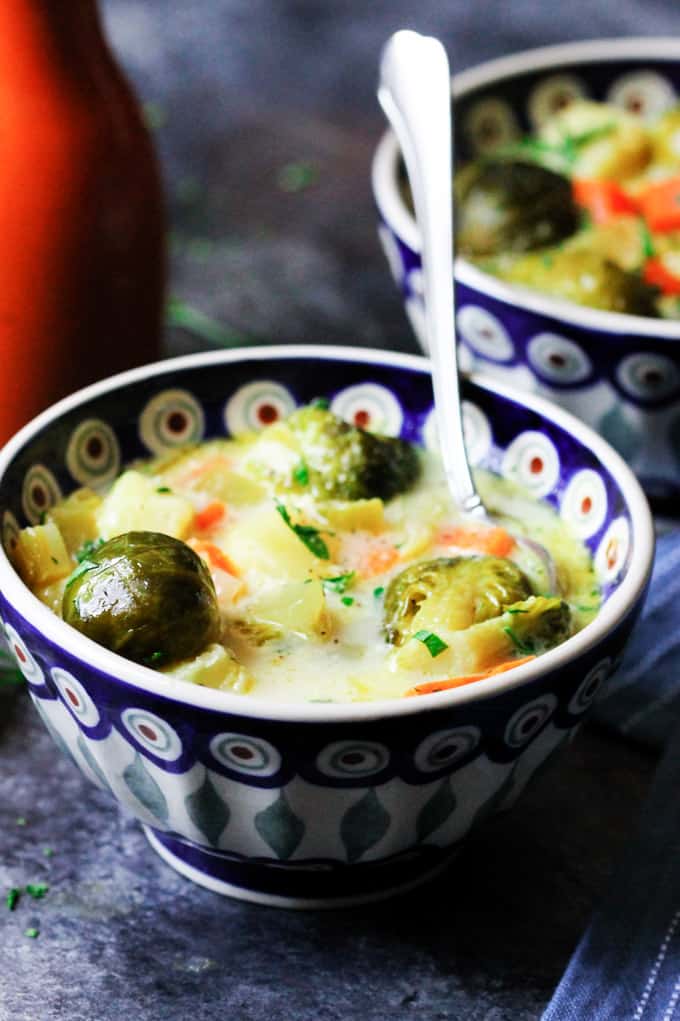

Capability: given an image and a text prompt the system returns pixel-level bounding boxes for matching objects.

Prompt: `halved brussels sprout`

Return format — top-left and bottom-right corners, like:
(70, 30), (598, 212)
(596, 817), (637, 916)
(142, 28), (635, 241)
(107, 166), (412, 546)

(62, 531), (221, 668)
(383, 555), (532, 646)
(455, 159), (580, 257)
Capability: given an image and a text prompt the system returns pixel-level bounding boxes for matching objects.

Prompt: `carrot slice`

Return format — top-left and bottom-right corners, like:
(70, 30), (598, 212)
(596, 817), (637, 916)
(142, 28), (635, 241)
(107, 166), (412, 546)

(194, 500), (226, 531)
(643, 256), (680, 296)
(404, 655), (535, 697)
(637, 175), (680, 232)
(187, 538), (240, 576)
(572, 179), (638, 224)
(177, 455), (231, 487)
(361, 543), (400, 578)
(437, 524), (516, 558)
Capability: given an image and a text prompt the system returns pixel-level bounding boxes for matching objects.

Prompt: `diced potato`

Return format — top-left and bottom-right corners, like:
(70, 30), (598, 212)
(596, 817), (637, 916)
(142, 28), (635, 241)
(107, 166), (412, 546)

(96, 471), (194, 540)
(48, 487), (102, 555)
(35, 577), (69, 615)
(222, 506), (321, 580)
(541, 100), (652, 180)
(192, 467), (266, 506)
(248, 580), (332, 639)
(165, 642), (254, 694)
(321, 498), (385, 533)
(13, 522), (72, 588)
(391, 615), (515, 677)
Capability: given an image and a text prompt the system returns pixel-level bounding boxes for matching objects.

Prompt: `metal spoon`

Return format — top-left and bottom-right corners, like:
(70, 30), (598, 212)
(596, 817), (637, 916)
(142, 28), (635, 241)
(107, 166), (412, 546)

(378, 30), (556, 585)
(378, 29), (484, 518)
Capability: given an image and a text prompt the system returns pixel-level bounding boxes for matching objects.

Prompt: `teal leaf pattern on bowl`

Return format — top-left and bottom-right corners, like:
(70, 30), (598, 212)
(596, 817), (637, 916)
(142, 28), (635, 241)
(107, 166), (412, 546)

(123, 752), (169, 823)
(416, 778), (457, 842)
(340, 788), (390, 863)
(254, 792), (304, 860)
(186, 774), (230, 846)
(76, 734), (112, 793)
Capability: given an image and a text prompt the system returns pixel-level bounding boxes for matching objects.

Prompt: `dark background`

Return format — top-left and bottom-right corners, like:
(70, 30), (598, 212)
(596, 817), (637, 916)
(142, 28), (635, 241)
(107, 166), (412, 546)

(1, 3), (675, 1019)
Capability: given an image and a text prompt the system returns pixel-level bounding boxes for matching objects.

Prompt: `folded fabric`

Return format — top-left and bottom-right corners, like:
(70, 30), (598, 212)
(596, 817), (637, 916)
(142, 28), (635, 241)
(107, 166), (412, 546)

(541, 711), (680, 1020)
(593, 530), (680, 750)
(543, 527), (680, 1020)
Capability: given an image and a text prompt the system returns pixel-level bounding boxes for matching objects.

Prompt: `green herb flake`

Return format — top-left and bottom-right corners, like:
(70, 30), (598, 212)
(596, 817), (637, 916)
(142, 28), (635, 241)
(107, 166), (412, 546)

(25, 883), (48, 900)
(503, 626), (535, 655)
(75, 538), (104, 563)
(156, 486), (172, 494)
(373, 586), (385, 599)
(24, 928), (39, 939)
(640, 219), (656, 260)
(64, 558), (99, 589)
(292, 461), (309, 486)
(50, 556), (59, 565)
(576, 604), (598, 613)
(16, 817), (26, 827)
(413, 629), (449, 658)
(341, 596), (354, 607)
(311, 397), (330, 410)
(43, 847), (54, 858)
(322, 572), (355, 594)
(145, 650), (165, 666)
(275, 503), (329, 559)
(277, 160), (318, 193)
(6, 888), (20, 911)
(506, 607), (529, 614)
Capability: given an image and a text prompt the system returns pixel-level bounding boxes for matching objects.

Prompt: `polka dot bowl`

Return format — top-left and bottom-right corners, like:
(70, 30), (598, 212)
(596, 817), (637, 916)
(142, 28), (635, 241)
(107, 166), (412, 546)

(0, 346), (653, 907)
(372, 38), (680, 511)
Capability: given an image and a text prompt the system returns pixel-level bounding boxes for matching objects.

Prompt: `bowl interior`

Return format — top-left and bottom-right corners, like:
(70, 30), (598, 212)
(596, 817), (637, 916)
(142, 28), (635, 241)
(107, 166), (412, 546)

(0, 347), (652, 722)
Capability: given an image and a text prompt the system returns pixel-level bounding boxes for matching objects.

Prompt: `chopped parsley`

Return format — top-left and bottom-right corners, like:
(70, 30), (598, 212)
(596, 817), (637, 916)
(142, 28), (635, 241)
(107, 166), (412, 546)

(276, 503), (329, 559)
(341, 596), (354, 607)
(311, 397), (330, 410)
(277, 160), (318, 193)
(6, 888), (20, 911)
(144, 650), (166, 666)
(503, 626), (535, 655)
(43, 847), (54, 858)
(24, 928), (39, 939)
(373, 586), (385, 599)
(413, 630), (449, 658)
(75, 538), (105, 563)
(292, 461), (309, 486)
(506, 607), (529, 614)
(64, 558), (99, 589)
(156, 486), (172, 494)
(322, 571), (355, 594)
(16, 817), (26, 827)
(25, 883), (48, 900)
(640, 219), (655, 260)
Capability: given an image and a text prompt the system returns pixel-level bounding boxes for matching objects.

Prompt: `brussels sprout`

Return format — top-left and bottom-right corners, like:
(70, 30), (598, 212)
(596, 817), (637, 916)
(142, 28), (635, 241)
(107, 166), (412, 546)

(497, 248), (659, 315)
(283, 405), (420, 501)
(455, 159), (580, 257)
(502, 595), (571, 654)
(384, 555), (532, 646)
(62, 531), (221, 667)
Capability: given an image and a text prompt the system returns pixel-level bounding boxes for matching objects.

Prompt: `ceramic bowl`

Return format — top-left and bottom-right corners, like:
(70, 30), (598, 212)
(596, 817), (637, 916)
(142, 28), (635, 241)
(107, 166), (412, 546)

(0, 346), (653, 908)
(372, 38), (680, 510)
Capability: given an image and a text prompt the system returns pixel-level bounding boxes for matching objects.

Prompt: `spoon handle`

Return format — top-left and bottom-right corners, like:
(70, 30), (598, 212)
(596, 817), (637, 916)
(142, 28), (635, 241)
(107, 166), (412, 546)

(378, 30), (483, 517)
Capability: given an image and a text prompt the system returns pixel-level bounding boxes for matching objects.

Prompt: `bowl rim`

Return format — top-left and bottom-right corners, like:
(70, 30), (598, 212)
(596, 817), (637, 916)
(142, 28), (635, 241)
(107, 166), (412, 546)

(0, 344), (655, 723)
(372, 35), (680, 340)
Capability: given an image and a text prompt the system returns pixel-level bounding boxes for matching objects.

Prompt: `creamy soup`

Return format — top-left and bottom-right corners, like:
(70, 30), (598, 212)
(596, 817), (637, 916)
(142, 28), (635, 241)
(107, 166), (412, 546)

(12, 402), (599, 702)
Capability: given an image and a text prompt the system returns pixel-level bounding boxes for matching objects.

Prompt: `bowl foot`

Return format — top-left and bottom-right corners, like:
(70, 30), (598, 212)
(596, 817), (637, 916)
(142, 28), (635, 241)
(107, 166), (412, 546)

(143, 826), (458, 909)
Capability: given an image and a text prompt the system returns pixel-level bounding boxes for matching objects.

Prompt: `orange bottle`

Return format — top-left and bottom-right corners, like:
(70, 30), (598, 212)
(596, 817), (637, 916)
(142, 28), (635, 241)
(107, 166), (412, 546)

(0, 0), (165, 442)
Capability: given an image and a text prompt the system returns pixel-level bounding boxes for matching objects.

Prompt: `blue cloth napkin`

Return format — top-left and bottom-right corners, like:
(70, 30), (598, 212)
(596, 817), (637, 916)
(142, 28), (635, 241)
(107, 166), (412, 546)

(543, 528), (680, 1021)
(592, 530), (680, 750)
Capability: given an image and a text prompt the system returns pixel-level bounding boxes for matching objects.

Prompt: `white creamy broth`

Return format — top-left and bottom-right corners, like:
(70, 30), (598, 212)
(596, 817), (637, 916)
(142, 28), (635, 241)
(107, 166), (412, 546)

(14, 405), (599, 703)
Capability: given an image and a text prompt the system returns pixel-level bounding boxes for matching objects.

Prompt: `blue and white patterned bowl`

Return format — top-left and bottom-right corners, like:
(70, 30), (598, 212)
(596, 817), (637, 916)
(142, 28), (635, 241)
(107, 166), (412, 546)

(0, 346), (653, 907)
(372, 38), (680, 509)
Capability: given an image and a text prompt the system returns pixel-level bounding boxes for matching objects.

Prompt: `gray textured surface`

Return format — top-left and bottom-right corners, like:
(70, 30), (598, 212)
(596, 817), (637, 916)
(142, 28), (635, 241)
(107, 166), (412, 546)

(0, 693), (656, 1021)
(0, 2), (672, 1018)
